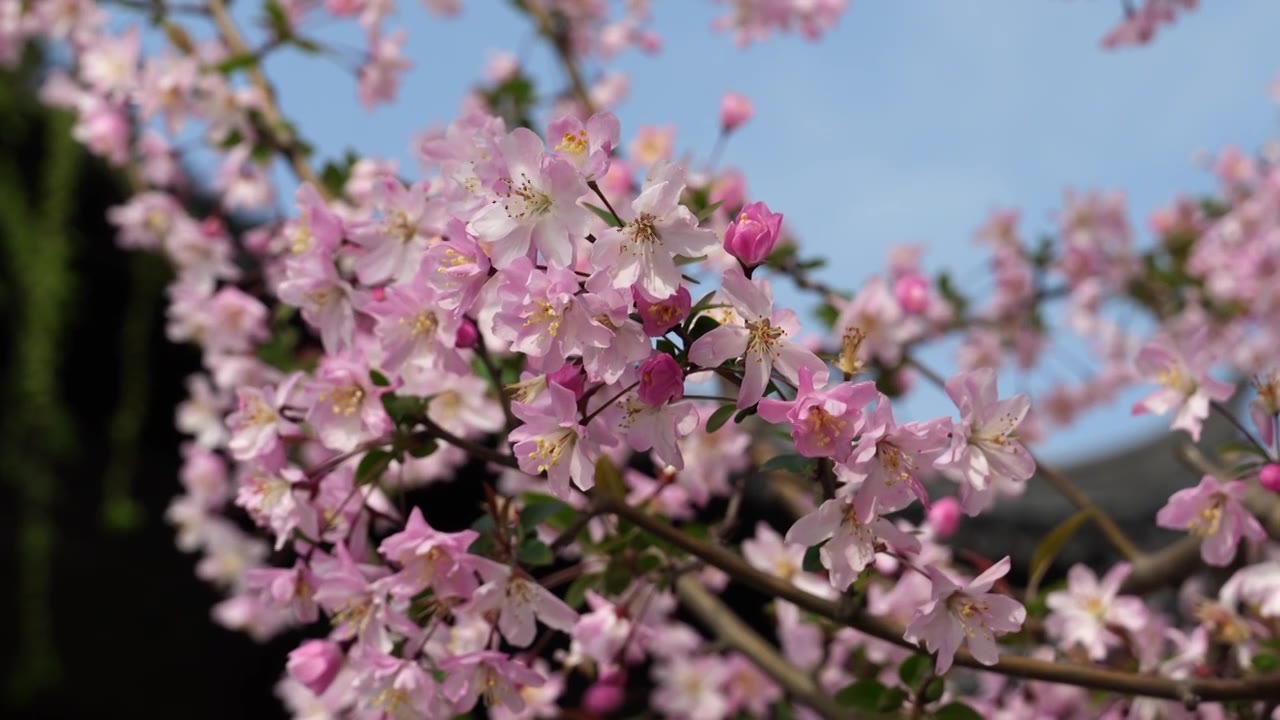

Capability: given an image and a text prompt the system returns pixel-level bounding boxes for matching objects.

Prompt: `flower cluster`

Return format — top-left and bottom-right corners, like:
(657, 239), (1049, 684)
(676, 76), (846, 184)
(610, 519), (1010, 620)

(10, 0), (1280, 718)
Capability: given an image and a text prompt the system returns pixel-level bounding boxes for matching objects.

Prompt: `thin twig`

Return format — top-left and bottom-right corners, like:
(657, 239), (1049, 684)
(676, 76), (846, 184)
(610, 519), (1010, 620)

(592, 494), (1280, 702)
(1210, 400), (1273, 460)
(526, 4), (595, 114)
(675, 575), (845, 719)
(206, 0), (327, 197)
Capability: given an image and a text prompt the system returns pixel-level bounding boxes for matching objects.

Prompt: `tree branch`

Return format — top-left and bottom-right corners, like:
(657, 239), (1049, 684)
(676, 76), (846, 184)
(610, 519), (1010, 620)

(675, 576), (845, 719)
(592, 493), (1280, 702)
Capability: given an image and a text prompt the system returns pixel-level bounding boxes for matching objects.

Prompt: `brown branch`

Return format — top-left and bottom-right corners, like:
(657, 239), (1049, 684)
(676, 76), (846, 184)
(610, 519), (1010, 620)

(525, 4), (596, 115)
(205, 0), (327, 198)
(592, 493), (1280, 702)
(675, 576), (845, 719)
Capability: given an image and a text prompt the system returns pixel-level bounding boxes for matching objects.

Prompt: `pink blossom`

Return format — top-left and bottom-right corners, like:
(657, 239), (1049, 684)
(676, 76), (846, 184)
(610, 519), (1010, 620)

(722, 653), (780, 717)
(492, 259), (611, 365)
(634, 285), (692, 336)
(468, 558), (578, 647)
(441, 651), (546, 715)
(277, 254), (356, 354)
(347, 176), (441, 285)
(836, 276), (916, 366)
(688, 266), (828, 408)
(926, 497), (962, 538)
(582, 670), (627, 715)
(846, 396), (950, 519)
(304, 354), (392, 453)
(628, 125), (674, 166)
(287, 640), (344, 696)
(1045, 563), (1147, 661)
(357, 29), (410, 107)
(786, 497), (922, 590)
(377, 507), (479, 599)
(742, 522), (833, 598)
(757, 367), (876, 460)
(651, 655), (729, 720)
(904, 556), (1026, 674)
(510, 382), (606, 499)
(637, 352), (685, 406)
(422, 219), (491, 313)
(1260, 464), (1280, 493)
(354, 651), (444, 718)
(362, 269), (466, 376)
(570, 592), (636, 667)
(470, 128), (590, 269)
(893, 273), (931, 314)
(723, 200), (783, 268)
(592, 162), (718, 297)
(547, 112), (619, 181)
(934, 368), (1036, 498)
(1131, 337), (1234, 442)
(1155, 475), (1265, 566)
(719, 91), (754, 132)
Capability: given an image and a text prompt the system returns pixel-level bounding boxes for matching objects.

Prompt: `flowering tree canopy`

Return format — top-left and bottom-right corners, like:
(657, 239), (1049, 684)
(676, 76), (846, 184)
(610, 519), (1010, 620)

(9, 0), (1280, 718)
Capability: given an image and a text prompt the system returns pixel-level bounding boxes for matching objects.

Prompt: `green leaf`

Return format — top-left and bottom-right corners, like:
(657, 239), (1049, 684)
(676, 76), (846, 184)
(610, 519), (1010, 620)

(516, 539), (554, 567)
(604, 560), (631, 595)
(583, 201), (623, 228)
(835, 679), (885, 711)
(406, 437), (438, 459)
(877, 686), (906, 713)
(215, 52), (258, 75)
(1252, 653), (1279, 672)
(687, 315), (721, 342)
(1218, 439), (1268, 460)
(593, 456), (626, 499)
(635, 550), (664, 574)
(263, 0), (292, 38)
(519, 495), (570, 531)
(1025, 508), (1094, 600)
(934, 702), (985, 720)
(921, 676), (946, 703)
(802, 544), (824, 573)
(696, 200), (724, 223)
(898, 654), (931, 689)
(733, 405), (757, 424)
(758, 453), (814, 475)
(705, 404), (736, 433)
(564, 572), (600, 608)
(369, 369), (391, 387)
(355, 449), (393, 486)
(814, 302), (839, 329)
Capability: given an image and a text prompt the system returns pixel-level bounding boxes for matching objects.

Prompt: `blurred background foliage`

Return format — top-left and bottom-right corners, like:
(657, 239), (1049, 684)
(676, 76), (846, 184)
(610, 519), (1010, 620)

(0, 55), (292, 719)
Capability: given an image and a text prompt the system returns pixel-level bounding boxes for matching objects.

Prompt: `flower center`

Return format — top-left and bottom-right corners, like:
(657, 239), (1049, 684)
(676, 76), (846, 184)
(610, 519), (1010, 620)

(501, 173), (552, 221)
(803, 405), (846, 447)
(1187, 495), (1225, 538)
(323, 385), (365, 416)
(529, 430), (574, 473)
(524, 299), (563, 337)
(624, 213), (661, 252)
(744, 317), (784, 358)
(401, 310), (439, 337)
(836, 326), (867, 376)
(555, 129), (589, 155)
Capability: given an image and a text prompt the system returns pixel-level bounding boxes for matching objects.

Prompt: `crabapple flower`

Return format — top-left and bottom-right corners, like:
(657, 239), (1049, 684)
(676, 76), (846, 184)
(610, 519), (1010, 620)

(492, 259), (611, 366)
(634, 285), (691, 336)
(377, 507), (479, 599)
(926, 497), (962, 538)
(1131, 337), (1234, 442)
(1045, 563), (1147, 660)
(287, 640), (344, 696)
(469, 558), (578, 647)
(904, 556), (1027, 674)
(688, 266), (828, 408)
(651, 655), (729, 720)
(421, 219), (491, 312)
(510, 382), (606, 499)
(722, 200), (782, 268)
(470, 127), (590, 269)
(934, 368), (1036, 498)
(363, 270), (466, 376)
(619, 391), (700, 470)
(1156, 475), (1266, 566)
(785, 497), (922, 590)
(305, 354), (392, 453)
(742, 522), (834, 599)
(547, 112), (619, 180)
(592, 162), (718, 297)
(226, 378), (301, 462)
(441, 651), (546, 715)
(719, 91), (754, 132)
(637, 352), (685, 406)
(846, 396), (951, 519)
(277, 254), (356, 354)
(346, 177), (440, 285)
(757, 367), (876, 460)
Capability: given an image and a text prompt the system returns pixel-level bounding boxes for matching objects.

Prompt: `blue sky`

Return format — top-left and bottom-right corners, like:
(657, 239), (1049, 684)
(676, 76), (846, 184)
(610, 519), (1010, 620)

(208, 1), (1280, 463)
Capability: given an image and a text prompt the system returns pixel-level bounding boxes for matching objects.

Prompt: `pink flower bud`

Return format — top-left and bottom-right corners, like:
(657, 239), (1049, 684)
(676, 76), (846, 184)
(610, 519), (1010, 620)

(582, 671), (627, 714)
(723, 201), (783, 268)
(286, 640), (343, 696)
(893, 273), (931, 315)
(633, 286), (691, 336)
(368, 286), (387, 303)
(638, 353), (684, 406)
(454, 319), (479, 349)
(927, 497), (962, 538)
(709, 169), (746, 211)
(1261, 464), (1280, 492)
(548, 364), (586, 399)
(719, 91), (754, 132)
